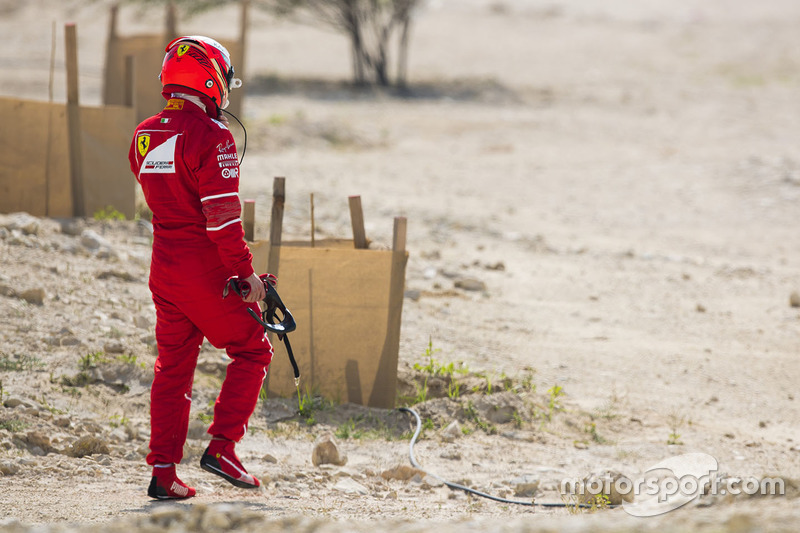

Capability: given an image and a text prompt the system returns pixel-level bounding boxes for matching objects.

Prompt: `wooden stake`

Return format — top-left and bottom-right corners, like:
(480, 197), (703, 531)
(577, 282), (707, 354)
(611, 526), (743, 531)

(123, 55), (135, 108)
(310, 193), (316, 247)
(348, 195), (368, 249)
(392, 216), (407, 252)
(45, 20), (57, 216)
(48, 21), (56, 102)
(65, 23), (85, 217)
(239, 0), (249, 79)
(166, 1), (177, 40)
(268, 177), (285, 277)
(243, 198), (255, 242)
(103, 4), (118, 105)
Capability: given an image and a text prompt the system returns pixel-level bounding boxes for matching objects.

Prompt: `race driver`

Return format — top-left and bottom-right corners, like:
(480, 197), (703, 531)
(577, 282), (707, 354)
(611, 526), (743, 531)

(129, 35), (271, 499)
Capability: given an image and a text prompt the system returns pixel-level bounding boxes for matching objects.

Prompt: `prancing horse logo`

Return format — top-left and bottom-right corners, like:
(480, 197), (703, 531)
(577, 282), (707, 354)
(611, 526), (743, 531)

(177, 44), (190, 57)
(137, 133), (150, 157)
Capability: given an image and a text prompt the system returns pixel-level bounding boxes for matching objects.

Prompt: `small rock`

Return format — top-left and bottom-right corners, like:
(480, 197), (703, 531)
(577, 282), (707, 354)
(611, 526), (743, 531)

(103, 341), (125, 354)
(440, 450), (462, 461)
(65, 435), (110, 458)
(790, 291), (800, 308)
(0, 460), (20, 475)
(0, 284), (16, 298)
(24, 431), (54, 454)
(59, 219), (85, 236)
(149, 506), (187, 528)
(262, 453), (278, 464)
(80, 229), (111, 251)
(19, 288), (45, 305)
(5, 213), (41, 236)
(511, 475), (540, 497)
(381, 465), (426, 482)
(200, 507), (233, 530)
(696, 303), (706, 313)
(97, 270), (137, 282)
(134, 314), (153, 329)
(404, 289), (421, 301)
(577, 471), (634, 505)
(311, 433), (347, 467)
(3, 397), (25, 408)
(440, 421), (461, 443)
(454, 278), (487, 292)
(333, 477), (369, 495)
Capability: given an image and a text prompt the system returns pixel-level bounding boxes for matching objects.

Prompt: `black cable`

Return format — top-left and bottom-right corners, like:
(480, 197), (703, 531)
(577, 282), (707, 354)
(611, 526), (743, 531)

(221, 108), (247, 165)
(398, 407), (603, 509)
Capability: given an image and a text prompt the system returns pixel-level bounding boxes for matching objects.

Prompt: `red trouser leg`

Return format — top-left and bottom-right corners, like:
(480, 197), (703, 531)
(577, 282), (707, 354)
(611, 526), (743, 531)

(192, 295), (273, 442)
(147, 294), (204, 466)
(147, 261), (273, 456)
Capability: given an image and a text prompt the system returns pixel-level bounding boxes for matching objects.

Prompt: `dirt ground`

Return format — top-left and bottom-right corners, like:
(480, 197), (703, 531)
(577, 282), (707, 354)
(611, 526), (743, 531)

(1, 0), (800, 531)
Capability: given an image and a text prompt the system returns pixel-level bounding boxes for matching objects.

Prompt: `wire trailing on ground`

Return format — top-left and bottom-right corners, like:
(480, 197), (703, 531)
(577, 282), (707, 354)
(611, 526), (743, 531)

(398, 407), (606, 509)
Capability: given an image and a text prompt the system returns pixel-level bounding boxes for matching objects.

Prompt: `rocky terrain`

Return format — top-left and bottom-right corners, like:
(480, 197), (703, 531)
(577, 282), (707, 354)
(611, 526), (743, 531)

(2, 0), (800, 531)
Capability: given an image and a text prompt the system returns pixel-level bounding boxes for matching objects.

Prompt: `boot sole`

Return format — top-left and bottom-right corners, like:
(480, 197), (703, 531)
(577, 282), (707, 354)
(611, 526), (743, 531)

(200, 455), (260, 489)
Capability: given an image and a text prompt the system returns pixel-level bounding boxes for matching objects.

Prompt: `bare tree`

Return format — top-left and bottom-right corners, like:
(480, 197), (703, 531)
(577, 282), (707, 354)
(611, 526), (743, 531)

(117, 0), (421, 87)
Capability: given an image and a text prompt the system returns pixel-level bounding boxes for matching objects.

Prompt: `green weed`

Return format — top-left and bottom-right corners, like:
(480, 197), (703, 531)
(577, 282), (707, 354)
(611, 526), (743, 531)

(296, 387), (331, 426)
(512, 410), (524, 429)
(0, 353), (44, 372)
(547, 385), (565, 421)
(667, 412), (685, 445)
(585, 422), (607, 444)
(0, 419), (27, 432)
(93, 205), (125, 221)
(413, 337), (468, 378)
(447, 380), (461, 400)
(109, 414), (130, 428)
(117, 354), (145, 369)
(464, 400), (496, 435)
(79, 351), (107, 371)
(60, 372), (92, 387)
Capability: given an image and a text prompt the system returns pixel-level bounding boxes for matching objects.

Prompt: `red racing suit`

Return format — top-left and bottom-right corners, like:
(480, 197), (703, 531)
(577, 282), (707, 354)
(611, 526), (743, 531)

(129, 92), (272, 466)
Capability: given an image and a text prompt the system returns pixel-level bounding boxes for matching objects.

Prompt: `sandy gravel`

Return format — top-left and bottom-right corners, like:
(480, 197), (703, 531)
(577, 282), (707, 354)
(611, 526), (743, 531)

(1, 0), (800, 531)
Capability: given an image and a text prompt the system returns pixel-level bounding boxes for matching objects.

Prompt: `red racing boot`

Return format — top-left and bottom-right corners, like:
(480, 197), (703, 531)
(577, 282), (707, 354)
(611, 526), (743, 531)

(147, 464), (196, 500)
(200, 436), (261, 489)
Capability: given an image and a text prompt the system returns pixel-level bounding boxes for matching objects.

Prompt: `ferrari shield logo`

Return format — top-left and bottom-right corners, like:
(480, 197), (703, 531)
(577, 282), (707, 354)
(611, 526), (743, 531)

(177, 43), (190, 57)
(137, 134), (150, 157)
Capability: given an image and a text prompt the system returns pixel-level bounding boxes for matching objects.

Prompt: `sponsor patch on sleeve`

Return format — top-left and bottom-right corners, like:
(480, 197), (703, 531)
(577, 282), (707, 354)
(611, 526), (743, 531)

(136, 133), (150, 157)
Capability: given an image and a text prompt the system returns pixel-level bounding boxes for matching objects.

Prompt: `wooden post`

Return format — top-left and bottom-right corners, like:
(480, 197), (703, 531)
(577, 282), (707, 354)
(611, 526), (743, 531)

(348, 195), (368, 249)
(310, 193), (316, 247)
(368, 215), (408, 408)
(102, 4), (118, 105)
(65, 23), (85, 217)
(392, 216), (407, 252)
(123, 55), (135, 108)
(49, 21), (57, 102)
(45, 20), (57, 217)
(242, 198), (255, 242)
(165, 2), (178, 40)
(267, 177), (285, 277)
(238, 0), (249, 78)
